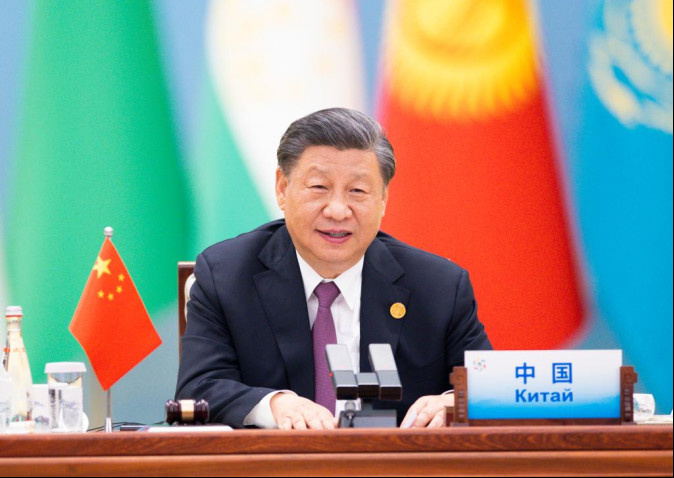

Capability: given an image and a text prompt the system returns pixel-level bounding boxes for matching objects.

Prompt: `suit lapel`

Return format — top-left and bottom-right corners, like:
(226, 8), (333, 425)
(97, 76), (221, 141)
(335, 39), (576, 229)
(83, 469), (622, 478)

(254, 226), (314, 399)
(360, 238), (410, 373)
(253, 228), (410, 394)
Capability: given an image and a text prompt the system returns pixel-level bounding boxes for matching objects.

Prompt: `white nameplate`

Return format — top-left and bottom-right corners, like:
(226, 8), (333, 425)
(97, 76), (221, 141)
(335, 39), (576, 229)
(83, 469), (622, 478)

(464, 350), (622, 419)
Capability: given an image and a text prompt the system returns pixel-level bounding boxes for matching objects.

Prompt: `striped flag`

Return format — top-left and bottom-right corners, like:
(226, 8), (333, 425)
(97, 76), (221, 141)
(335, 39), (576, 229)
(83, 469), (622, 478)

(190, 0), (366, 252)
(378, 0), (585, 349)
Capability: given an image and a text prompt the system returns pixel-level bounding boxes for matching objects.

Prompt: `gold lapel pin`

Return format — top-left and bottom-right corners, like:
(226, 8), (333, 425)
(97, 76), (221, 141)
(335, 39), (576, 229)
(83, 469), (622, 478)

(390, 302), (406, 319)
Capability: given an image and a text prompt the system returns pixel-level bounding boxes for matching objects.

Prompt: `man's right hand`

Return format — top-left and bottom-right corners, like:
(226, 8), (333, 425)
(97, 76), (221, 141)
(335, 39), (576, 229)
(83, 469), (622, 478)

(270, 393), (337, 430)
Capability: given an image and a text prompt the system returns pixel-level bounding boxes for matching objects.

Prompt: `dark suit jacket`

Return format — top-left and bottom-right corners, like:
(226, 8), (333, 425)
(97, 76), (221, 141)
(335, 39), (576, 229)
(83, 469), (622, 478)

(176, 219), (491, 427)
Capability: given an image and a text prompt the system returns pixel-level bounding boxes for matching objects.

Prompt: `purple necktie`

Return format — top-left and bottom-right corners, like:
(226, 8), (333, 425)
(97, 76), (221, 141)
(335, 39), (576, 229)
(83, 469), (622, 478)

(312, 281), (341, 414)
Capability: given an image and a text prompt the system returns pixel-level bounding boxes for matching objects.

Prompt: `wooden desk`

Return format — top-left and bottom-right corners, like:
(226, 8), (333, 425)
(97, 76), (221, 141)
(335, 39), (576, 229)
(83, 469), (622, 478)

(0, 425), (671, 476)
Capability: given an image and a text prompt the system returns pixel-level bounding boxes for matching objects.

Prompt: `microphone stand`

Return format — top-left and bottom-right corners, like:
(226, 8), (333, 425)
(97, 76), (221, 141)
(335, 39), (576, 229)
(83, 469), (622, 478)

(327, 343), (401, 428)
(338, 398), (397, 428)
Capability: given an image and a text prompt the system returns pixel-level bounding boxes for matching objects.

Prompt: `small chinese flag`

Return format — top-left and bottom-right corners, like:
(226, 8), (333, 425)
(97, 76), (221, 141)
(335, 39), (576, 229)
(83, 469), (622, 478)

(69, 235), (162, 390)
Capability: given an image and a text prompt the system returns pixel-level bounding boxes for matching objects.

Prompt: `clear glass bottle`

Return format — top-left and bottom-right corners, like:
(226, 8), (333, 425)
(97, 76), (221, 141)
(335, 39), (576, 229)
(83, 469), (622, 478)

(0, 350), (12, 432)
(4, 306), (33, 422)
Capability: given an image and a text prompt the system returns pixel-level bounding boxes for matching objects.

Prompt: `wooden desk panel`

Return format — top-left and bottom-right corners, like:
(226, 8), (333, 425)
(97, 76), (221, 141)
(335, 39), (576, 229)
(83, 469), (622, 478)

(1, 425), (671, 476)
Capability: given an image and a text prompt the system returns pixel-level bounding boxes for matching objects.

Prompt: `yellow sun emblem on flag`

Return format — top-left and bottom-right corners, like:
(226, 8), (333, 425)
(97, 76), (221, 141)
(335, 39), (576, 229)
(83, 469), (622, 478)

(588, 0), (673, 133)
(383, 0), (539, 121)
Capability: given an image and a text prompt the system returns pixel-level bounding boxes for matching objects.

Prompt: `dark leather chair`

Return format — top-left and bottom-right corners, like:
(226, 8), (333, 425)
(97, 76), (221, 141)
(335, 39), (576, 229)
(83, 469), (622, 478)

(178, 261), (195, 356)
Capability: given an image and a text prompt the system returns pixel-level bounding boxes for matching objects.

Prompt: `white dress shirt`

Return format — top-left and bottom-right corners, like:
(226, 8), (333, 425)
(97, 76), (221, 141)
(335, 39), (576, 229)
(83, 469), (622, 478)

(243, 253), (363, 428)
(298, 252), (363, 374)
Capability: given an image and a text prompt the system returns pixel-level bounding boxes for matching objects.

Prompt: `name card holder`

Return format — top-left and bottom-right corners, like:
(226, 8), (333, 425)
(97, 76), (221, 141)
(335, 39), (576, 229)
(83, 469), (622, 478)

(447, 365), (638, 426)
(446, 349), (638, 427)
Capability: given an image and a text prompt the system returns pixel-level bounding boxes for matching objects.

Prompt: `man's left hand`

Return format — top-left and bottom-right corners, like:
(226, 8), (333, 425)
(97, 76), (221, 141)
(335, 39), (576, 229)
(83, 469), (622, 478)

(400, 393), (454, 428)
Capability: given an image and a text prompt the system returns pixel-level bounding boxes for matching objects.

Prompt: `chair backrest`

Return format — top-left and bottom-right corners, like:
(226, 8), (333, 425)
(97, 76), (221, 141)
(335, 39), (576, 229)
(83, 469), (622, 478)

(178, 261), (196, 357)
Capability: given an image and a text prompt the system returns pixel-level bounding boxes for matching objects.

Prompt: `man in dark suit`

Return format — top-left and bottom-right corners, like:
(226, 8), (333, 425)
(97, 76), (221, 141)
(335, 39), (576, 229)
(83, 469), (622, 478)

(176, 108), (491, 429)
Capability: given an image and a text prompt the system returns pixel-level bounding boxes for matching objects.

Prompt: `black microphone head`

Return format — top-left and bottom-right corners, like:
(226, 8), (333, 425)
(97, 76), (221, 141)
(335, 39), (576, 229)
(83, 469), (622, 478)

(325, 344), (358, 400)
(368, 343), (403, 401)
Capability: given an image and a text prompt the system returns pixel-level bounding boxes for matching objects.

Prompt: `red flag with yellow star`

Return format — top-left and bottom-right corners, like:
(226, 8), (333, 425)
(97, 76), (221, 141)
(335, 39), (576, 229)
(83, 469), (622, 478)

(69, 236), (162, 390)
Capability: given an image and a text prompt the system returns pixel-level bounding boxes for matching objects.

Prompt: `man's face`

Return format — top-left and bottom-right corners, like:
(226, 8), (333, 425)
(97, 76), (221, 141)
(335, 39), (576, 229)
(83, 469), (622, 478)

(276, 145), (388, 278)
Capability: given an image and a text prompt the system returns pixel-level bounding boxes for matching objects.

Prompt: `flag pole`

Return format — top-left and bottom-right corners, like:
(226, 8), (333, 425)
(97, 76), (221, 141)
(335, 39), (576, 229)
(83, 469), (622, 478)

(105, 389), (112, 433)
(104, 226), (114, 433)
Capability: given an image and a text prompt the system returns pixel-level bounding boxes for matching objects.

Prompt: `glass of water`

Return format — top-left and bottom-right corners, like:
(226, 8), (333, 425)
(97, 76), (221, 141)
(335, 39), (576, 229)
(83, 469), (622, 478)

(45, 362), (86, 432)
(633, 393), (656, 423)
(32, 384), (50, 432)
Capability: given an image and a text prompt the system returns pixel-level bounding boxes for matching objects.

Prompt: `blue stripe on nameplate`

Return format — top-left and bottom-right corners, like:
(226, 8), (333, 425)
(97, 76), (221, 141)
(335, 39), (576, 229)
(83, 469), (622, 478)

(465, 350), (622, 419)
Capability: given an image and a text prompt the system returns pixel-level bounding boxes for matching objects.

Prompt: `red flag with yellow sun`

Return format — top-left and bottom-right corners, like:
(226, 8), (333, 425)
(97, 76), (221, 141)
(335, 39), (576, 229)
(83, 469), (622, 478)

(69, 233), (162, 390)
(379, 0), (585, 349)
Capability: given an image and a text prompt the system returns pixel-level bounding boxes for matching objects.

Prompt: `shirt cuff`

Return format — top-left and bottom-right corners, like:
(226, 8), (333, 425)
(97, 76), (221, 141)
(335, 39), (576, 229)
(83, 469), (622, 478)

(243, 390), (296, 428)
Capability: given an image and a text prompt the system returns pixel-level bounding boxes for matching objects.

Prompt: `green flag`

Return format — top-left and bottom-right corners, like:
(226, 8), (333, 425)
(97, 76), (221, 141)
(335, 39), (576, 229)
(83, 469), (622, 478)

(6, 0), (191, 380)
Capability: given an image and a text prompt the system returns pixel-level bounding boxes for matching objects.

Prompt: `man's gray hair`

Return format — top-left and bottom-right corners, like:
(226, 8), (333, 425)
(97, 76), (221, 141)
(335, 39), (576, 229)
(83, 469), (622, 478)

(277, 108), (395, 185)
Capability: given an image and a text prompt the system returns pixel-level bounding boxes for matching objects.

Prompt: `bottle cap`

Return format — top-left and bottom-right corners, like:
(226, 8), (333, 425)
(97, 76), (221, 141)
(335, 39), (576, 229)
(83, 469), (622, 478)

(45, 362), (87, 374)
(5, 306), (23, 317)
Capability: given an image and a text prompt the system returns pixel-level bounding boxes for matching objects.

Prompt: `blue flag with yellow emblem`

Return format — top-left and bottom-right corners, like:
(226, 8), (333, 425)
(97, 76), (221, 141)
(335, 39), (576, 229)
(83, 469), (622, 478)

(537, 0), (672, 413)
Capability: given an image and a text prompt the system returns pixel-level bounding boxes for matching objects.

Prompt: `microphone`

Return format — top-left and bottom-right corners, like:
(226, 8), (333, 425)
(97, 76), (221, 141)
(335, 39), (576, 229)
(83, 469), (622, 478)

(325, 344), (358, 400)
(326, 343), (401, 428)
(368, 344), (403, 401)
(355, 372), (379, 400)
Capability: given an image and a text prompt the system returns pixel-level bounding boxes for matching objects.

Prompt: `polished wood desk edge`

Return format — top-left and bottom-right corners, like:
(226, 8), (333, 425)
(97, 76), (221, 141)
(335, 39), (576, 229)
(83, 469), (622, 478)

(1, 425), (671, 458)
(2, 450), (672, 477)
